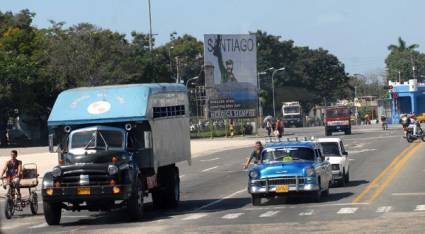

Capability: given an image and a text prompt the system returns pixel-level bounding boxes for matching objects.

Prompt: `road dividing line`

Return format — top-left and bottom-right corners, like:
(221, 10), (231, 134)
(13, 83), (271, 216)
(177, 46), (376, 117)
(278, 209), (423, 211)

(414, 205), (425, 211)
(201, 166), (218, 172)
(376, 206), (392, 213)
(222, 213), (244, 219)
(259, 210), (279, 217)
(30, 223), (48, 229)
(200, 158), (220, 162)
(392, 192), (425, 196)
(352, 143), (415, 204)
(366, 143), (422, 203)
(182, 213), (208, 220)
(337, 207), (358, 214)
(194, 189), (246, 211)
(299, 210), (314, 216)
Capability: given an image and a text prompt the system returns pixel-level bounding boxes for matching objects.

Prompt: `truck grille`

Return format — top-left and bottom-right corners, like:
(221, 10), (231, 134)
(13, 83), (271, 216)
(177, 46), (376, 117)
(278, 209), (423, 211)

(259, 176), (305, 186)
(59, 174), (113, 187)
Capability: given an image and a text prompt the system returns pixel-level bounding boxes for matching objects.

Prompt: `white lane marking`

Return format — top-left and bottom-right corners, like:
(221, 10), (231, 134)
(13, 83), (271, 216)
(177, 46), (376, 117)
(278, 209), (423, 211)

(349, 149), (376, 154)
(415, 205), (425, 211)
(243, 202), (368, 211)
(182, 213), (208, 220)
(393, 192), (425, 196)
(201, 166), (218, 172)
(299, 210), (314, 216)
(222, 213), (244, 219)
(376, 206), (392, 213)
(179, 175), (185, 179)
(30, 223), (48, 229)
(349, 159), (356, 161)
(337, 207), (358, 214)
(259, 210), (279, 217)
(195, 189), (246, 211)
(200, 157), (220, 162)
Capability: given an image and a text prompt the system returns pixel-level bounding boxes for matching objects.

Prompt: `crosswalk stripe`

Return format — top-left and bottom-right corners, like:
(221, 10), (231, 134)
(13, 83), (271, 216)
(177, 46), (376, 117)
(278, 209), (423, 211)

(337, 207), (358, 214)
(182, 213), (208, 220)
(376, 206), (392, 213)
(415, 205), (425, 211)
(222, 213), (244, 219)
(299, 210), (314, 216)
(259, 210), (279, 217)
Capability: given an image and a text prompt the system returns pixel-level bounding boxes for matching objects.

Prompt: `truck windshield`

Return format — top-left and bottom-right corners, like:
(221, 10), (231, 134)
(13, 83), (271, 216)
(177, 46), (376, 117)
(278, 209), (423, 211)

(284, 107), (300, 114)
(326, 108), (350, 118)
(71, 130), (124, 150)
(262, 147), (315, 163)
(320, 142), (340, 156)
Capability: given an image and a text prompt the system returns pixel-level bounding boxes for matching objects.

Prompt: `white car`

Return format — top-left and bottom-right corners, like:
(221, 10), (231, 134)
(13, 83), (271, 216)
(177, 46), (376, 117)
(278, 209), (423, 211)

(317, 138), (350, 186)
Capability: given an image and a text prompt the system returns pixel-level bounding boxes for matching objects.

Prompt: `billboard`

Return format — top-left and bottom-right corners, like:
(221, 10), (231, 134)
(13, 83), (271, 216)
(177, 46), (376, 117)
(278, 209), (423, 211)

(203, 34), (257, 119)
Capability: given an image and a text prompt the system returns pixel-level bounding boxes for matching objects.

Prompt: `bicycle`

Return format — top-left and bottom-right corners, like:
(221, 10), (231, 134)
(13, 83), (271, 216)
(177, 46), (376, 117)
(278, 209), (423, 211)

(1, 163), (39, 219)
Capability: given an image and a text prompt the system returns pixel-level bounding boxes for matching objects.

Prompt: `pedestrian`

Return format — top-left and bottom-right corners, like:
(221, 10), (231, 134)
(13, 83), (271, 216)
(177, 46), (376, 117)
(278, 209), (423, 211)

(265, 120), (272, 137)
(276, 118), (284, 138)
(243, 141), (264, 169)
(229, 120), (235, 138)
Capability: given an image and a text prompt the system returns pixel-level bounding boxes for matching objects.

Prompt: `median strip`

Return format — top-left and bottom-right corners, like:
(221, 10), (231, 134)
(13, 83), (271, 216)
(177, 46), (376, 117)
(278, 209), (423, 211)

(352, 143), (416, 204)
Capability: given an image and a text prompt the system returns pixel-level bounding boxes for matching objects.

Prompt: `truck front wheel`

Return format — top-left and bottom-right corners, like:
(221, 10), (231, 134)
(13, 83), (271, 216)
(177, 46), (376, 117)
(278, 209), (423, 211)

(128, 177), (144, 220)
(43, 201), (62, 225)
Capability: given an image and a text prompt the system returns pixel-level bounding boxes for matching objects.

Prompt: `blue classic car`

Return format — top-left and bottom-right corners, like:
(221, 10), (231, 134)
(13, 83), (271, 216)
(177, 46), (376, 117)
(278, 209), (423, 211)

(248, 141), (332, 205)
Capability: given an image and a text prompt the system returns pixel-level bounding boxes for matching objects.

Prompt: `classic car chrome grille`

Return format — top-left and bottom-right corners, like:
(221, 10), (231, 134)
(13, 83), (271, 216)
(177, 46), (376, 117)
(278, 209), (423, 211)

(259, 176), (305, 186)
(59, 174), (112, 187)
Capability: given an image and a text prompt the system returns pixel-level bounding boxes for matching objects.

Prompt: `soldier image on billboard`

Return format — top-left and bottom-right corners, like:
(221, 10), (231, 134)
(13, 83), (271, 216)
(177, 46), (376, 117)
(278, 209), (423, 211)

(212, 35), (238, 83)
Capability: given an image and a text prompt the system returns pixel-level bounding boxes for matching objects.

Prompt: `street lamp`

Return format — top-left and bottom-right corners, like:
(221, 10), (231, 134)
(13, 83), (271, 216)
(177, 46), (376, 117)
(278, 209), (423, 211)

(271, 67), (286, 117)
(257, 67), (274, 123)
(169, 46), (174, 79)
(186, 76), (199, 89)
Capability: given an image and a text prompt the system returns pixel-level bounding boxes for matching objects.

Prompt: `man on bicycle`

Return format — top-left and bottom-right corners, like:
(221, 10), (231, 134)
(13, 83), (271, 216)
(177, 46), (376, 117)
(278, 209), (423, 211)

(1, 150), (22, 199)
(243, 141), (264, 169)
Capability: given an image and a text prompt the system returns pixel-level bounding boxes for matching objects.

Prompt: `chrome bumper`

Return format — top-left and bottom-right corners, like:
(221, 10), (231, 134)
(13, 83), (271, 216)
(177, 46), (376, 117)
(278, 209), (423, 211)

(248, 176), (319, 194)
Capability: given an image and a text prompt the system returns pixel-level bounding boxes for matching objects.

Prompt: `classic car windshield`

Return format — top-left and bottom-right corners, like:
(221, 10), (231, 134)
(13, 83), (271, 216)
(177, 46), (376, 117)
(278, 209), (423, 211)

(70, 130), (124, 150)
(320, 142), (340, 156)
(262, 147), (315, 163)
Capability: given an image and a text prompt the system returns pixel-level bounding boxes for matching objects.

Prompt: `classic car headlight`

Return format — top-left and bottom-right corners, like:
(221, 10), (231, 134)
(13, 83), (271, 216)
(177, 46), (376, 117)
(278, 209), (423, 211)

(249, 170), (259, 179)
(306, 168), (315, 177)
(51, 166), (62, 177)
(108, 165), (119, 175)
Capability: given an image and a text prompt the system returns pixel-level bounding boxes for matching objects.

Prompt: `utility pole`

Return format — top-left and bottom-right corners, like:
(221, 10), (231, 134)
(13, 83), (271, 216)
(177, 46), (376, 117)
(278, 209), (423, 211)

(398, 70), (401, 83)
(147, 0), (153, 52)
(175, 57), (180, 84)
(411, 56), (416, 80)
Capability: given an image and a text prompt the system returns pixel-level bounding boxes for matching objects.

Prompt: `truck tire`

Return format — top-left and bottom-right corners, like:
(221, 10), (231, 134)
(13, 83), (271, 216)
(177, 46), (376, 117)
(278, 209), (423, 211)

(345, 129), (352, 135)
(43, 201), (61, 225)
(345, 170), (350, 184)
(128, 177), (144, 220)
(251, 194), (261, 206)
(153, 166), (180, 209)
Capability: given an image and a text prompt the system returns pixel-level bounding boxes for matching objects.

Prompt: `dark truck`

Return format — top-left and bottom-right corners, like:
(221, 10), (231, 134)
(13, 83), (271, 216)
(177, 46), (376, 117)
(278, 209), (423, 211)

(324, 106), (351, 136)
(42, 84), (191, 225)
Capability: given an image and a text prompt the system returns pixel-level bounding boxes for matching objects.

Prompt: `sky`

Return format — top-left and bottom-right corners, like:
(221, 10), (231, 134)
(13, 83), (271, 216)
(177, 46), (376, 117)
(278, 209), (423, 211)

(2, 0), (425, 75)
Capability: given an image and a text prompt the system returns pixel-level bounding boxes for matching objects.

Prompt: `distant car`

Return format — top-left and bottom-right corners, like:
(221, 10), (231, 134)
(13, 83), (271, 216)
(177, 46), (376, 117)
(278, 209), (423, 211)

(248, 140), (332, 205)
(317, 138), (349, 186)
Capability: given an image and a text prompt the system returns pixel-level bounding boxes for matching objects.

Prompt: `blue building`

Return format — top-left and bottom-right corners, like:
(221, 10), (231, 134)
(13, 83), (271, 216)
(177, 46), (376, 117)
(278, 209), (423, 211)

(389, 79), (425, 124)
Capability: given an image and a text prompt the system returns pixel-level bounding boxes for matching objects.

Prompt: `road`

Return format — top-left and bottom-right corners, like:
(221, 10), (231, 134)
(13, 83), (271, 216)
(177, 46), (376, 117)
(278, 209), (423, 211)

(2, 125), (425, 233)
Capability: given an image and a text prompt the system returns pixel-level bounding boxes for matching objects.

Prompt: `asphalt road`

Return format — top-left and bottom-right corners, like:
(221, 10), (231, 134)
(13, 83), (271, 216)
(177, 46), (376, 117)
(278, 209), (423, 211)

(2, 125), (425, 233)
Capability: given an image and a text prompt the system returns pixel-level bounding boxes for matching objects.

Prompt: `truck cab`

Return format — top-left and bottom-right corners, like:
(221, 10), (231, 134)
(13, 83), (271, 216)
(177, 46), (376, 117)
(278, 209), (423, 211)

(282, 102), (303, 128)
(324, 106), (351, 136)
(42, 84), (191, 225)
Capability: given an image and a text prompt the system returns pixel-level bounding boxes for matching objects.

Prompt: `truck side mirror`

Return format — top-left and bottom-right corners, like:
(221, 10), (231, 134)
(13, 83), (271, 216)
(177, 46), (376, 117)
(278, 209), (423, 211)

(144, 131), (152, 149)
(48, 133), (58, 153)
(343, 151), (348, 156)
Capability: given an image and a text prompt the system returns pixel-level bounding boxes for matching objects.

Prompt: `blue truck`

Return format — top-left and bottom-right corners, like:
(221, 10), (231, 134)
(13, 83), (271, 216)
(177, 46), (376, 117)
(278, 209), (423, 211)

(248, 140), (332, 205)
(42, 84), (191, 225)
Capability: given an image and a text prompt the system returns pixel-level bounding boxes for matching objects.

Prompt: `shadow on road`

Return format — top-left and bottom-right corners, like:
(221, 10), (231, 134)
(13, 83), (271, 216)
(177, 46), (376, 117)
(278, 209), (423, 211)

(346, 180), (369, 187)
(57, 197), (251, 227)
(260, 191), (354, 206)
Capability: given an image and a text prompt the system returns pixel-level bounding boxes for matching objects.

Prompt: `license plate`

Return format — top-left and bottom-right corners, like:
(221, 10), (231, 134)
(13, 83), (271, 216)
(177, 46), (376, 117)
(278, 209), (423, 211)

(276, 185), (289, 193)
(78, 187), (91, 195)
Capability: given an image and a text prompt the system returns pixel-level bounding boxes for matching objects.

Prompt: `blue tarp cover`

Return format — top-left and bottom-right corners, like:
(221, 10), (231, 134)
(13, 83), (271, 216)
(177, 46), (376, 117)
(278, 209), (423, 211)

(48, 83), (186, 126)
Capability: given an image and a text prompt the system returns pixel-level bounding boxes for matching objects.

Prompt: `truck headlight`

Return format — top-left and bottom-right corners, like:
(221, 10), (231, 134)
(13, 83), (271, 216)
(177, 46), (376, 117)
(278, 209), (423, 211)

(306, 168), (315, 176)
(108, 165), (119, 175)
(52, 166), (62, 177)
(249, 171), (259, 179)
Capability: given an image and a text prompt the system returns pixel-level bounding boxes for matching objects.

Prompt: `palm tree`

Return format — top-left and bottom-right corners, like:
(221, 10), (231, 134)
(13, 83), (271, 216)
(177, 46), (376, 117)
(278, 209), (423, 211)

(388, 37), (419, 52)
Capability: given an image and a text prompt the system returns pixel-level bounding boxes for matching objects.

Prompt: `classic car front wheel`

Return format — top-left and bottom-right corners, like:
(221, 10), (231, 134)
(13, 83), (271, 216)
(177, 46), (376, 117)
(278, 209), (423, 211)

(251, 194), (261, 206)
(43, 201), (62, 225)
